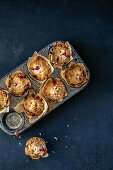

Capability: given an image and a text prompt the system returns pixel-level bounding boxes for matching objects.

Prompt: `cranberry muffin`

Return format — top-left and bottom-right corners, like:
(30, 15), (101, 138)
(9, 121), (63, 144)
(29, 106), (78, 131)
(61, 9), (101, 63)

(40, 78), (67, 103)
(25, 137), (48, 159)
(0, 89), (9, 113)
(61, 62), (87, 87)
(49, 41), (73, 68)
(23, 93), (48, 119)
(27, 51), (54, 83)
(6, 71), (31, 96)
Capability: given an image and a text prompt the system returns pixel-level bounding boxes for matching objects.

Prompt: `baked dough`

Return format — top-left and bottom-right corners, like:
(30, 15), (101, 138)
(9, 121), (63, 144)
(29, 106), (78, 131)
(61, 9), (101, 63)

(61, 62), (87, 87)
(40, 78), (67, 102)
(6, 71), (31, 96)
(0, 89), (9, 113)
(25, 137), (48, 159)
(27, 51), (54, 83)
(49, 41), (73, 68)
(23, 93), (48, 119)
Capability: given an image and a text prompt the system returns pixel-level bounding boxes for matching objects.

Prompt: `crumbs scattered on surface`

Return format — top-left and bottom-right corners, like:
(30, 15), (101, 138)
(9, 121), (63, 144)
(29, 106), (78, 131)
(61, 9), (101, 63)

(39, 133), (42, 136)
(14, 131), (19, 136)
(46, 141), (48, 144)
(65, 135), (67, 138)
(19, 135), (24, 139)
(19, 142), (22, 146)
(54, 137), (58, 141)
(52, 151), (56, 154)
(26, 159), (29, 163)
(67, 124), (70, 127)
(65, 146), (68, 149)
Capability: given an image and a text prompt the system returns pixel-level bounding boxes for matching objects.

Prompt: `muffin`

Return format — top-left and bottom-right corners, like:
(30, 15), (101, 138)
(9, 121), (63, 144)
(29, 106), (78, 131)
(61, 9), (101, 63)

(0, 89), (9, 113)
(25, 137), (48, 159)
(49, 41), (73, 68)
(40, 78), (67, 102)
(23, 93), (48, 119)
(6, 71), (31, 96)
(61, 62), (88, 87)
(27, 51), (54, 83)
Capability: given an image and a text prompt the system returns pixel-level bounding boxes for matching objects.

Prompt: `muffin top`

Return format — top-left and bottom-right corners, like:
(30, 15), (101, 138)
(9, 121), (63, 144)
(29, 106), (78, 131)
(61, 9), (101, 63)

(40, 78), (67, 102)
(25, 137), (48, 159)
(61, 62), (87, 87)
(6, 71), (31, 96)
(49, 41), (72, 68)
(27, 52), (54, 83)
(23, 93), (47, 118)
(0, 89), (9, 112)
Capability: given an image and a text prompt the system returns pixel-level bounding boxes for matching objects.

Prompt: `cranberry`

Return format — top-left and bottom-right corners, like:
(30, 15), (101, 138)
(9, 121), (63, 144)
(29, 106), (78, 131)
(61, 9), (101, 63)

(35, 103), (37, 107)
(53, 80), (57, 86)
(33, 66), (40, 70)
(37, 96), (43, 102)
(18, 75), (24, 79)
(62, 52), (66, 56)
(57, 57), (59, 62)
(24, 83), (29, 89)
(40, 147), (47, 152)
(14, 83), (17, 87)
(62, 52), (70, 58)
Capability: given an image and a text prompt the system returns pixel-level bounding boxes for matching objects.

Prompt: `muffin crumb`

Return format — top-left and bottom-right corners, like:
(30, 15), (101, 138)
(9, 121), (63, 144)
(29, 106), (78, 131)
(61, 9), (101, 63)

(67, 124), (70, 127)
(54, 137), (58, 141)
(14, 131), (19, 136)
(19, 142), (22, 146)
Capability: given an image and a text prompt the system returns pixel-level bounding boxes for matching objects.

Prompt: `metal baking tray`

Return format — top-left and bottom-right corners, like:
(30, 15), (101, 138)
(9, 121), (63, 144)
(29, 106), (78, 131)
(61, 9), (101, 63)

(0, 41), (90, 135)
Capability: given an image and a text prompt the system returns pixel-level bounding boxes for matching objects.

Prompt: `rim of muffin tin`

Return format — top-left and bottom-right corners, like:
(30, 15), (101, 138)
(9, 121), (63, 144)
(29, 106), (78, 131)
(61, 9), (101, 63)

(0, 40), (90, 135)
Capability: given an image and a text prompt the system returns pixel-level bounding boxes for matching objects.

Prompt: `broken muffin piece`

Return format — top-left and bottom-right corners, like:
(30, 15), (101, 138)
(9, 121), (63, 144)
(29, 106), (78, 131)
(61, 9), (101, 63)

(6, 71), (31, 96)
(49, 41), (73, 69)
(40, 78), (67, 103)
(61, 62), (88, 87)
(23, 93), (48, 119)
(25, 137), (48, 159)
(27, 51), (54, 83)
(0, 89), (9, 113)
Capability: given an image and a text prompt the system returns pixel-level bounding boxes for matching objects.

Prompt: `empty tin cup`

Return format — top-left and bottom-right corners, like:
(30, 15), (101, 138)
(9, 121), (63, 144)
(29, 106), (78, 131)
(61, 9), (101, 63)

(0, 111), (25, 134)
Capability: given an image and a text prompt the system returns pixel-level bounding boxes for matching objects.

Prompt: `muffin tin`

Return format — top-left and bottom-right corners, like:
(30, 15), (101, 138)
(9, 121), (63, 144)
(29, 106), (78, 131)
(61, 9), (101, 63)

(0, 41), (90, 135)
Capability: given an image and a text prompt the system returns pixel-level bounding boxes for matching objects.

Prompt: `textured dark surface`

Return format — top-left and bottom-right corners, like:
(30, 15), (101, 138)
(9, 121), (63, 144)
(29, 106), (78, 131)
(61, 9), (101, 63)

(0, 0), (113, 170)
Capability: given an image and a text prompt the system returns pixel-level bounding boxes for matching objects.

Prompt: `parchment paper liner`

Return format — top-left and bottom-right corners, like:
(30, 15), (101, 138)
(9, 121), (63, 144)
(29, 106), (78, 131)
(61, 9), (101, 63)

(14, 90), (48, 124)
(49, 41), (73, 69)
(27, 51), (54, 83)
(61, 62), (88, 87)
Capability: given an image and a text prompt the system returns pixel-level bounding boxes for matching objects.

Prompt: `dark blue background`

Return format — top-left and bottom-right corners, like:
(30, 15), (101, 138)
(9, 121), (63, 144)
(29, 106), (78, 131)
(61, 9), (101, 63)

(0, 0), (113, 170)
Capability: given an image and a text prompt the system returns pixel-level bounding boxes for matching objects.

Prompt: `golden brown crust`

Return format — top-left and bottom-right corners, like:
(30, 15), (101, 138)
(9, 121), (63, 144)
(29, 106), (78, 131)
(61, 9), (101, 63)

(25, 137), (48, 159)
(61, 62), (88, 87)
(23, 93), (48, 118)
(49, 41), (73, 69)
(40, 78), (67, 103)
(6, 71), (31, 96)
(0, 89), (9, 113)
(27, 51), (54, 83)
